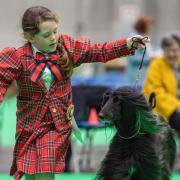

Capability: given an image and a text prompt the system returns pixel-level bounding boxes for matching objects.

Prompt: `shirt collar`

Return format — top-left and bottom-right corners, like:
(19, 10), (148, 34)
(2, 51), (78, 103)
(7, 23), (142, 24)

(31, 44), (42, 56)
(31, 44), (58, 56)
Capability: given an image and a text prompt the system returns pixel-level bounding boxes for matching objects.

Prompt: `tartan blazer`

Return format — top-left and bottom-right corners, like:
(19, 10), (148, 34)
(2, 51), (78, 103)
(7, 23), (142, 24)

(0, 34), (134, 134)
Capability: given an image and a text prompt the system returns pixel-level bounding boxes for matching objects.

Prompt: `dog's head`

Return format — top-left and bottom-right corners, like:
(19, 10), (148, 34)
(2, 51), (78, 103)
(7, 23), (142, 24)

(99, 87), (150, 130)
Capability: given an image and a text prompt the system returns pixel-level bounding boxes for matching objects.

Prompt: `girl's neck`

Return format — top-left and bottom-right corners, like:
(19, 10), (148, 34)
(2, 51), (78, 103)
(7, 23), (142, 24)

(31, 43), (41, 53)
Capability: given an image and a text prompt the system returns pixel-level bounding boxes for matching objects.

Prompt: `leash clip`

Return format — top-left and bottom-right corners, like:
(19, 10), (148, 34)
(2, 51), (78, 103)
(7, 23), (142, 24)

(66, 104), (74, 123)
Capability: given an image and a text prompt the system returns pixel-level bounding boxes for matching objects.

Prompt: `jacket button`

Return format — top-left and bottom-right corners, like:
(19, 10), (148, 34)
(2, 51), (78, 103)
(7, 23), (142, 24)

(52, 108), (57, 113)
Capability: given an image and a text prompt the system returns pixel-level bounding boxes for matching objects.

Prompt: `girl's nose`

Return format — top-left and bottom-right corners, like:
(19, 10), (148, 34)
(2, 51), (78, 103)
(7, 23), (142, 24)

(50, 34), (56, 41)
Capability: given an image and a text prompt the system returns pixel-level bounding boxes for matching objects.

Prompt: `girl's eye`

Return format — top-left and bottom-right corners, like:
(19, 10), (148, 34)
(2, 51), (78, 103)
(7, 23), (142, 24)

(43, 34), (50, 38)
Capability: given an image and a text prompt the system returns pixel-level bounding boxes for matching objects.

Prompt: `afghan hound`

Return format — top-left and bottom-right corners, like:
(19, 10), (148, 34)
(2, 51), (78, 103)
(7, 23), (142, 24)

(96, 87), (176, 180)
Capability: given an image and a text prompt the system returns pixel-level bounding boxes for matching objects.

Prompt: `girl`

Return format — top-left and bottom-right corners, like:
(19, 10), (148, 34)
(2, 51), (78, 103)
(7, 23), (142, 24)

(0, 6), (149, 180)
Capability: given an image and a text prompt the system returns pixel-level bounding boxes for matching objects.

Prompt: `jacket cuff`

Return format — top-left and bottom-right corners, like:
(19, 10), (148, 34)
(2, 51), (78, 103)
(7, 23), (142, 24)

(116, 38), (135, 57)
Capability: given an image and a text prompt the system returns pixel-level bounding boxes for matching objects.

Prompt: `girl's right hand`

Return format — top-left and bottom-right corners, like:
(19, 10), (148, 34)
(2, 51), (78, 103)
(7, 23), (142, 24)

(126, 35), (150, 49)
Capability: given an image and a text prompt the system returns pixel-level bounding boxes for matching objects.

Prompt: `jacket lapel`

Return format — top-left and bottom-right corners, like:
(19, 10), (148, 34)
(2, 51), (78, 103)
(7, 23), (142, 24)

(23, 43), (46, 89)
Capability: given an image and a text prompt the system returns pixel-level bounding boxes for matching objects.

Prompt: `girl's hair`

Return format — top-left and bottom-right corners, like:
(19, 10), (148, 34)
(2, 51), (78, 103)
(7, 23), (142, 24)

(22, 6), (59, 36)
(22, 6), (73, 78)
(161, 34), (180, 49)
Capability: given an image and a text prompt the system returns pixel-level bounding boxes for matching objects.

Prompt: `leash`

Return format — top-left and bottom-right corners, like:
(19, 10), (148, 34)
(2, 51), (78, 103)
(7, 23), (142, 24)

(131, 37), (157, 109)
(117, 37), (152, 140)
(131, 36), (148, 88)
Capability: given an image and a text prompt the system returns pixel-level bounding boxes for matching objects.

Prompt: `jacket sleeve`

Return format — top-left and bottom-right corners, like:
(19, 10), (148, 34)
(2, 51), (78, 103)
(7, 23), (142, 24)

(143, 60), (180, 120)
(0, 48), (22, 103)
(61, 34), (135, 67)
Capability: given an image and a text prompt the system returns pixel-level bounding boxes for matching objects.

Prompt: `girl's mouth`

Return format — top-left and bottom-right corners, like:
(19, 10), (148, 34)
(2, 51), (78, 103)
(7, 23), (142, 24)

(49, 43), (57, 47)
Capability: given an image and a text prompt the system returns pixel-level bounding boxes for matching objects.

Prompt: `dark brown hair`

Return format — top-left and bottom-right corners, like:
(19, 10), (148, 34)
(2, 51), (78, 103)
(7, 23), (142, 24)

(22, 6), (73, 78)
(22, 6), (59, 36)
(134, 16), (154, 34)
(161, 35), (180, 49)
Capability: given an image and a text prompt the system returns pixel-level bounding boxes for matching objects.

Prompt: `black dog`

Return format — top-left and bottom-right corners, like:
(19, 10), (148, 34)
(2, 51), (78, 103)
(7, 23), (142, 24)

(96, 87), (176, 180)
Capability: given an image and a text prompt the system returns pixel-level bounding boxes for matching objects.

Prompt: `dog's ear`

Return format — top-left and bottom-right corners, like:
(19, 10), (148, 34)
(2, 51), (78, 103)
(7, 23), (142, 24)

(121, 101), (137, 120)
(112, 94), (123, 117)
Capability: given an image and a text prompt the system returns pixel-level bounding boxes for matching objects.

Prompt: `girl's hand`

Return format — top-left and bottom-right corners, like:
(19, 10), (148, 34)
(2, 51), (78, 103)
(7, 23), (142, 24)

(126, 35), (150, 49)
(71, 116), (84, 143)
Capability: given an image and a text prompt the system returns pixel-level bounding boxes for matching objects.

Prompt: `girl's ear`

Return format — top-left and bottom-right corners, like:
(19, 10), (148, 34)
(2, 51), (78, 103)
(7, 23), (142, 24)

(24, 32), (34, 43)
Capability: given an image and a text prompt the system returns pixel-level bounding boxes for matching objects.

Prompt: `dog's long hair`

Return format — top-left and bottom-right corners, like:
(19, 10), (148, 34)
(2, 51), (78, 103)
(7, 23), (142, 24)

(96, 87), (176, 180)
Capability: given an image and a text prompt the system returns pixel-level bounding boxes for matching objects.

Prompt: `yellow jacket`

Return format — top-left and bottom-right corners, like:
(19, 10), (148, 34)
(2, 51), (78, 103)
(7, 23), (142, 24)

(143, 56), (180, 122)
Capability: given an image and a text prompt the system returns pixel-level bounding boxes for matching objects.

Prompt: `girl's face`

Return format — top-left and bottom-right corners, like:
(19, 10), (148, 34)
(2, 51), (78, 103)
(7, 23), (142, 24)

(29, 20), (59, 53)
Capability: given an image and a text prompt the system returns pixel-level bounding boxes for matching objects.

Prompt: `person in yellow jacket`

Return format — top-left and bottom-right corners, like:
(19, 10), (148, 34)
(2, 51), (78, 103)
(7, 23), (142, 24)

(143, 35), (180, 133)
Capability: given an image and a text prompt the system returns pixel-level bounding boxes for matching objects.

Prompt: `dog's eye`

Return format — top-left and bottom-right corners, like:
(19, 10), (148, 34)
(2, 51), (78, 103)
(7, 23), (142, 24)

(103, 92), (110, 101)
(104, 95), (109, 100)
(104, 92), (111, 97)
(113, 96), (119, 104)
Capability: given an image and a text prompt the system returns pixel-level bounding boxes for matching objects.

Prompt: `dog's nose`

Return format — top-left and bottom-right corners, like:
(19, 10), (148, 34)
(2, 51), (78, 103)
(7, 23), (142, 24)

(98, 112), (105, 120)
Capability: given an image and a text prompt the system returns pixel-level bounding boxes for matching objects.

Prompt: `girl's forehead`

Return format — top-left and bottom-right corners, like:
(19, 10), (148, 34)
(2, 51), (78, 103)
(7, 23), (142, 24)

(38, 20), (58, 33)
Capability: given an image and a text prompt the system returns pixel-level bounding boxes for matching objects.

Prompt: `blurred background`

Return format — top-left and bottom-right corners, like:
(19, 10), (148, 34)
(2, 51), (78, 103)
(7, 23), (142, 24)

(1, 0), (180, 179)
(1, 0), (180, 47)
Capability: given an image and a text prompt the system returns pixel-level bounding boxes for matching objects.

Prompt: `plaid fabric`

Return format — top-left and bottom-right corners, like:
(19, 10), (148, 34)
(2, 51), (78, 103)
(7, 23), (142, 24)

(0, 47), (20, 102)
(0, 34), (135, 180)
(31, 52), (64, 83)
(61, 35), (135, 66)
(11, 109), (71, 180)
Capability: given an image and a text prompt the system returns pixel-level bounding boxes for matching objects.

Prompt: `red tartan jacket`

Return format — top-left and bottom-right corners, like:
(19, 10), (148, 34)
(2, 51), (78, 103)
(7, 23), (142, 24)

(0, 34), (134, 134)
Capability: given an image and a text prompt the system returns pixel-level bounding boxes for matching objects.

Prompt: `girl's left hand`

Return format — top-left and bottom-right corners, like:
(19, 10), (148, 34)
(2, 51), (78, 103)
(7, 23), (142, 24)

(71, 116), (84, 143)
(126, 35), (150, 49)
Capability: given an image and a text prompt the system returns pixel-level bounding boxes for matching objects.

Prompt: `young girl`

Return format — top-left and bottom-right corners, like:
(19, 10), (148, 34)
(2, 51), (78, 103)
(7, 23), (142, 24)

(0, 6), (149, 180)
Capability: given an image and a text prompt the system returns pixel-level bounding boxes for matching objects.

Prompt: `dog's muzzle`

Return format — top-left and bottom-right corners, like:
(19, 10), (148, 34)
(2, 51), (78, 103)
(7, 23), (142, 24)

(99, 112), (113, 125)
(98, 112), (105, 120)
